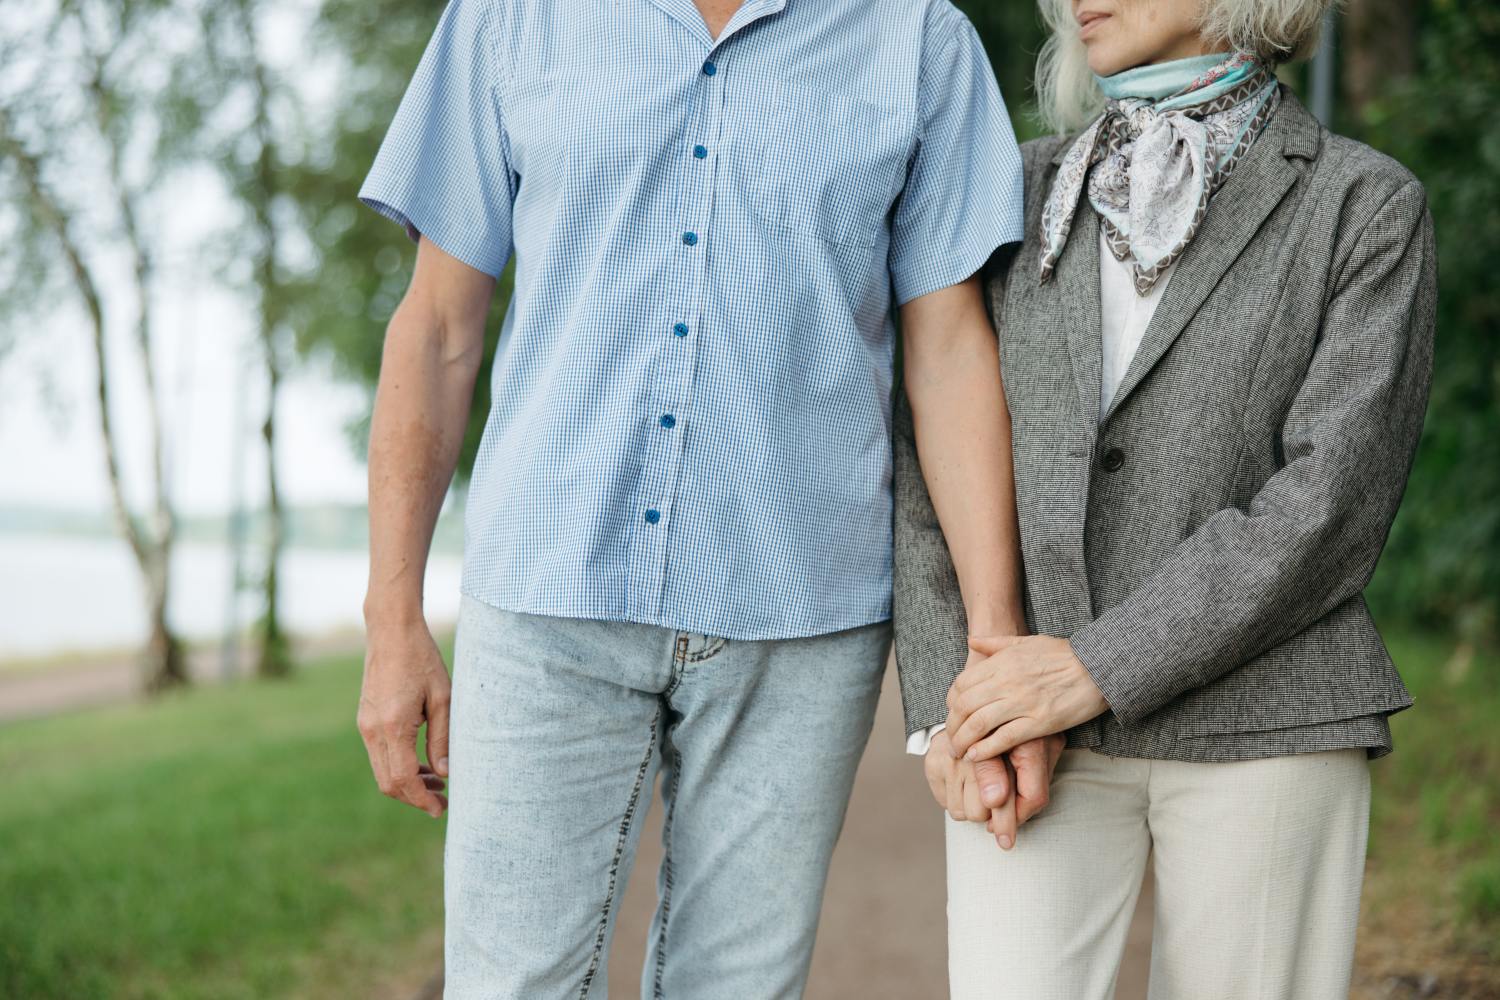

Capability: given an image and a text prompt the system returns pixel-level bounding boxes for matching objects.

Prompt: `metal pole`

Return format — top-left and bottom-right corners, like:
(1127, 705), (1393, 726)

(1311, 8), (1337, 126)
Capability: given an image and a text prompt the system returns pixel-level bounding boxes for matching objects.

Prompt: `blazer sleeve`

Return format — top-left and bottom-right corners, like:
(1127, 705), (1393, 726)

(892, 245), (1020, 737)
(892, 390), (969, 736)
(1069, 180), (1438, 726)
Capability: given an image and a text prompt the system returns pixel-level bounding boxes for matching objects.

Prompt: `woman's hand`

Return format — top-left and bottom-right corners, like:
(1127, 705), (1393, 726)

(945, 635), (1109, 761)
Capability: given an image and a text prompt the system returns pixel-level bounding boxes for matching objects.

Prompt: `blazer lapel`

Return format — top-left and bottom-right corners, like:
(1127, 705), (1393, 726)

(1100, 89), (1312, 423)
(1054, 199), (1105, 433)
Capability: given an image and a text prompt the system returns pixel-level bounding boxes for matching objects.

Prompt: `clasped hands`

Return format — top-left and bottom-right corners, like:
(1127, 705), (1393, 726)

(923, 634), (1108, 850)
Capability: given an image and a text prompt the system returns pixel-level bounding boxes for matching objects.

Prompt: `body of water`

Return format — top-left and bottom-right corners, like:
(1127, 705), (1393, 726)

(0, 533), (463, 659)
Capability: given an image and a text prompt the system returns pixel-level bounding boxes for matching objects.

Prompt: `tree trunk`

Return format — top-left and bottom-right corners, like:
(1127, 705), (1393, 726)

(0, 106), (187, 693)
(143, 554), (188, 692)
(1341, 0), (1419, 121)
(257, 374), (291, 678)
(240, 0), (292, 679)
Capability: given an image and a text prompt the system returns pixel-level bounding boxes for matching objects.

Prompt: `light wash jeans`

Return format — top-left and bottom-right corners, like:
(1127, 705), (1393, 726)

(443, 595), (890, 1000)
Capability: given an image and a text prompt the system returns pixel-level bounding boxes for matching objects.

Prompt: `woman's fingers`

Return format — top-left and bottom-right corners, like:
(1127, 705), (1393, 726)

(949, 701), (1014, 758)
(965, 719), (1045, 762)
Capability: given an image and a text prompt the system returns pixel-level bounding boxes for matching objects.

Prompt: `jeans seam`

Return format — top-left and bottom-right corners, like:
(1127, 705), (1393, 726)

(684, 636), (728, 664)
(578, 705), (661, 999)
(652, 741), (683, 999)
(665, 635), (688, 700)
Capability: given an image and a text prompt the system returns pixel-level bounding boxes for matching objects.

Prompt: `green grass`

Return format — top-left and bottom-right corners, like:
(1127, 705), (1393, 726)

(1, 633), (1495, 998)
(0, 650), (447, 1000)
(1357, 633), (1500, 993)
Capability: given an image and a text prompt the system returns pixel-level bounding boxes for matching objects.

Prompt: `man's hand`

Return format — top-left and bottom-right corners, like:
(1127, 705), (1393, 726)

(946, 634), (1108, 761)
(358, 239), (491, 820)
(357, 617), (452, 818)
(924, 729), (1013, 827)
(983, 733), (1066, 849)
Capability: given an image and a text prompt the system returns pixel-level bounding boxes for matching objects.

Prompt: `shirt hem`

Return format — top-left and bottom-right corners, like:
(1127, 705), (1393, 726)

(457, 583), (893, 643)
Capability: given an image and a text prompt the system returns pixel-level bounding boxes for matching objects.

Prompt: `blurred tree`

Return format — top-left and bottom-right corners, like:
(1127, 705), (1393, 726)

(191, 0), (296, 677)
(282, 0), (503, 490)
(0, 0), (190, 692)
(1340, 0), (1418, 122)
(959, 0), (1048, 135)
(1358, 0), (1500, 646)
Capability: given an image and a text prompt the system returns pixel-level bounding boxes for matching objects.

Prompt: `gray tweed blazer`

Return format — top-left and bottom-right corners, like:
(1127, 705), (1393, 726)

(893, 89), (1438, 759)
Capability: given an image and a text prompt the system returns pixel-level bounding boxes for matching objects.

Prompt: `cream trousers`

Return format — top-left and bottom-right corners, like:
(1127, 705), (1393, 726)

(946, 748), (1370, 1000)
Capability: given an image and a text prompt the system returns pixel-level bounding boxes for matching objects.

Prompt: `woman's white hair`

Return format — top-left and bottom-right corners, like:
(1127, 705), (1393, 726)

(1036, 0), (1335, 134)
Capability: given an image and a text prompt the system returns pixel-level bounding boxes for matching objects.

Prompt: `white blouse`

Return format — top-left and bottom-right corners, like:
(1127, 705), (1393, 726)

(905, 232), (1175, 755)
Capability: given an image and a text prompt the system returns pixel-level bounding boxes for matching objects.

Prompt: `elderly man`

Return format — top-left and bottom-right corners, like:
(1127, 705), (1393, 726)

(354, 0), (1027, 995)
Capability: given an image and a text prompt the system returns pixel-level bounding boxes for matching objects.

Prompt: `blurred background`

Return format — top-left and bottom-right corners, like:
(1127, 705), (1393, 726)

(0, 0), (1495, 997)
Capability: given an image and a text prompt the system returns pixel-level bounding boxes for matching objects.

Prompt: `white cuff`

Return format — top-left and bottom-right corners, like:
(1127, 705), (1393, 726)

(905, 722), (946, 756)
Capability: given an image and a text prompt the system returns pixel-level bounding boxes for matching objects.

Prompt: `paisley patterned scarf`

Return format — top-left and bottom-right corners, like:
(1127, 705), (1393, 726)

(1039, 52), (1281, 295)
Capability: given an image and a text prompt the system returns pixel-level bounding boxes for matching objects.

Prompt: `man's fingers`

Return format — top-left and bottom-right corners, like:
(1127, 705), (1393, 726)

(924, 755), (949, 810)
(962, 767), (991, 824)
(946, 760), (966, 822)
(1011, 742), (1053, 825)
(425, 681), (452, 778)
(973, 755), (1012, 810)
(988, 759), (1019, 850)
(382, 728), (445, 818)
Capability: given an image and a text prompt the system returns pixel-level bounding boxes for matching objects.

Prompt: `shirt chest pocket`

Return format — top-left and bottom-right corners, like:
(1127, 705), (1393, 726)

(750, 84), (913, 250)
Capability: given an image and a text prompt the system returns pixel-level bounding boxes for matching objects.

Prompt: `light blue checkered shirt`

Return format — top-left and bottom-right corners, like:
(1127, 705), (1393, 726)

(360, 0), (1024, 640)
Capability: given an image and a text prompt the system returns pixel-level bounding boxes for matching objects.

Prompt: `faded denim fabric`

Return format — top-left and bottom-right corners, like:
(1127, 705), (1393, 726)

(443, 595), (890, 999)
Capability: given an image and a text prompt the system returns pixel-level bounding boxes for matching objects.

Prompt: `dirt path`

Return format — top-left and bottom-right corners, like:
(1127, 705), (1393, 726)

(604, 661), (1156, 999)
(0, 630), (369, 723)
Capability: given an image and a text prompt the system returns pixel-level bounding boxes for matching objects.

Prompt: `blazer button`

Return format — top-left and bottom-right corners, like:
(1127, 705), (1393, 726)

(1101, 447), (1125, 472)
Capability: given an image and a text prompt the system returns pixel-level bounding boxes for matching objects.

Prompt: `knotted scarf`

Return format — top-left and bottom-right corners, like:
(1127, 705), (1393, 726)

(1039, 52), (1281, 295)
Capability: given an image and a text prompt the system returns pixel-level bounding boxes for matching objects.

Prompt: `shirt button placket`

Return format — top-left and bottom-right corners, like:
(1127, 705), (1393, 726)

(636, 46), (724, 619)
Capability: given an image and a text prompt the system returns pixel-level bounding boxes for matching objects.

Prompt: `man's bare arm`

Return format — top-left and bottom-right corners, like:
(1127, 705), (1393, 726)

(903, 276), (1064, 849)
(899, 275), (1024, 640)
(357, 237), (495, 818)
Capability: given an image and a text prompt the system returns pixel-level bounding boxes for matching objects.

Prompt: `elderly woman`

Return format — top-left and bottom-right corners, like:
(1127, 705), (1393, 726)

(893, 0), (1437, 996)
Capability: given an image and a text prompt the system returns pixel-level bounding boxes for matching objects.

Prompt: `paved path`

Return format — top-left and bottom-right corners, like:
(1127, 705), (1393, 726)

(0, 631), (368, 723)
(603, 658), (1155, 1000)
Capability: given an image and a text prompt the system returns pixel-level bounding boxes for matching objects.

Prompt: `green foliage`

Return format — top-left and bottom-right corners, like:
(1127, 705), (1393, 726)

(1356, 0), (1500, 645)
(282, 0), (505, 481)
(0, 650), (446, 999)
(958, 0), (1049, 138)
(1373, 633), (1500, 938)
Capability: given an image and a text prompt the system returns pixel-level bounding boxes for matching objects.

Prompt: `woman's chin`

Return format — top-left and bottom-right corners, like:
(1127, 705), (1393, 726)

(1086, 52), (1132, 78)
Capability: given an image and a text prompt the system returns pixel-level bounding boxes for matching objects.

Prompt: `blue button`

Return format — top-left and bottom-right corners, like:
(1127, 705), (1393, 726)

(693, 144), (708, 159)
(682, 231), (698, 246)
(673, 322), (689, 337)
(644, 508), (661, 524)
(702, 60), (717, 77)
(660, 414), (676, 429)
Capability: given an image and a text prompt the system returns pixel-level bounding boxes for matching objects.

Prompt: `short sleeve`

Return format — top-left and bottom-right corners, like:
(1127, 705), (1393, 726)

(888, 13), (1025, 306)
(358, 0), (515, 278)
